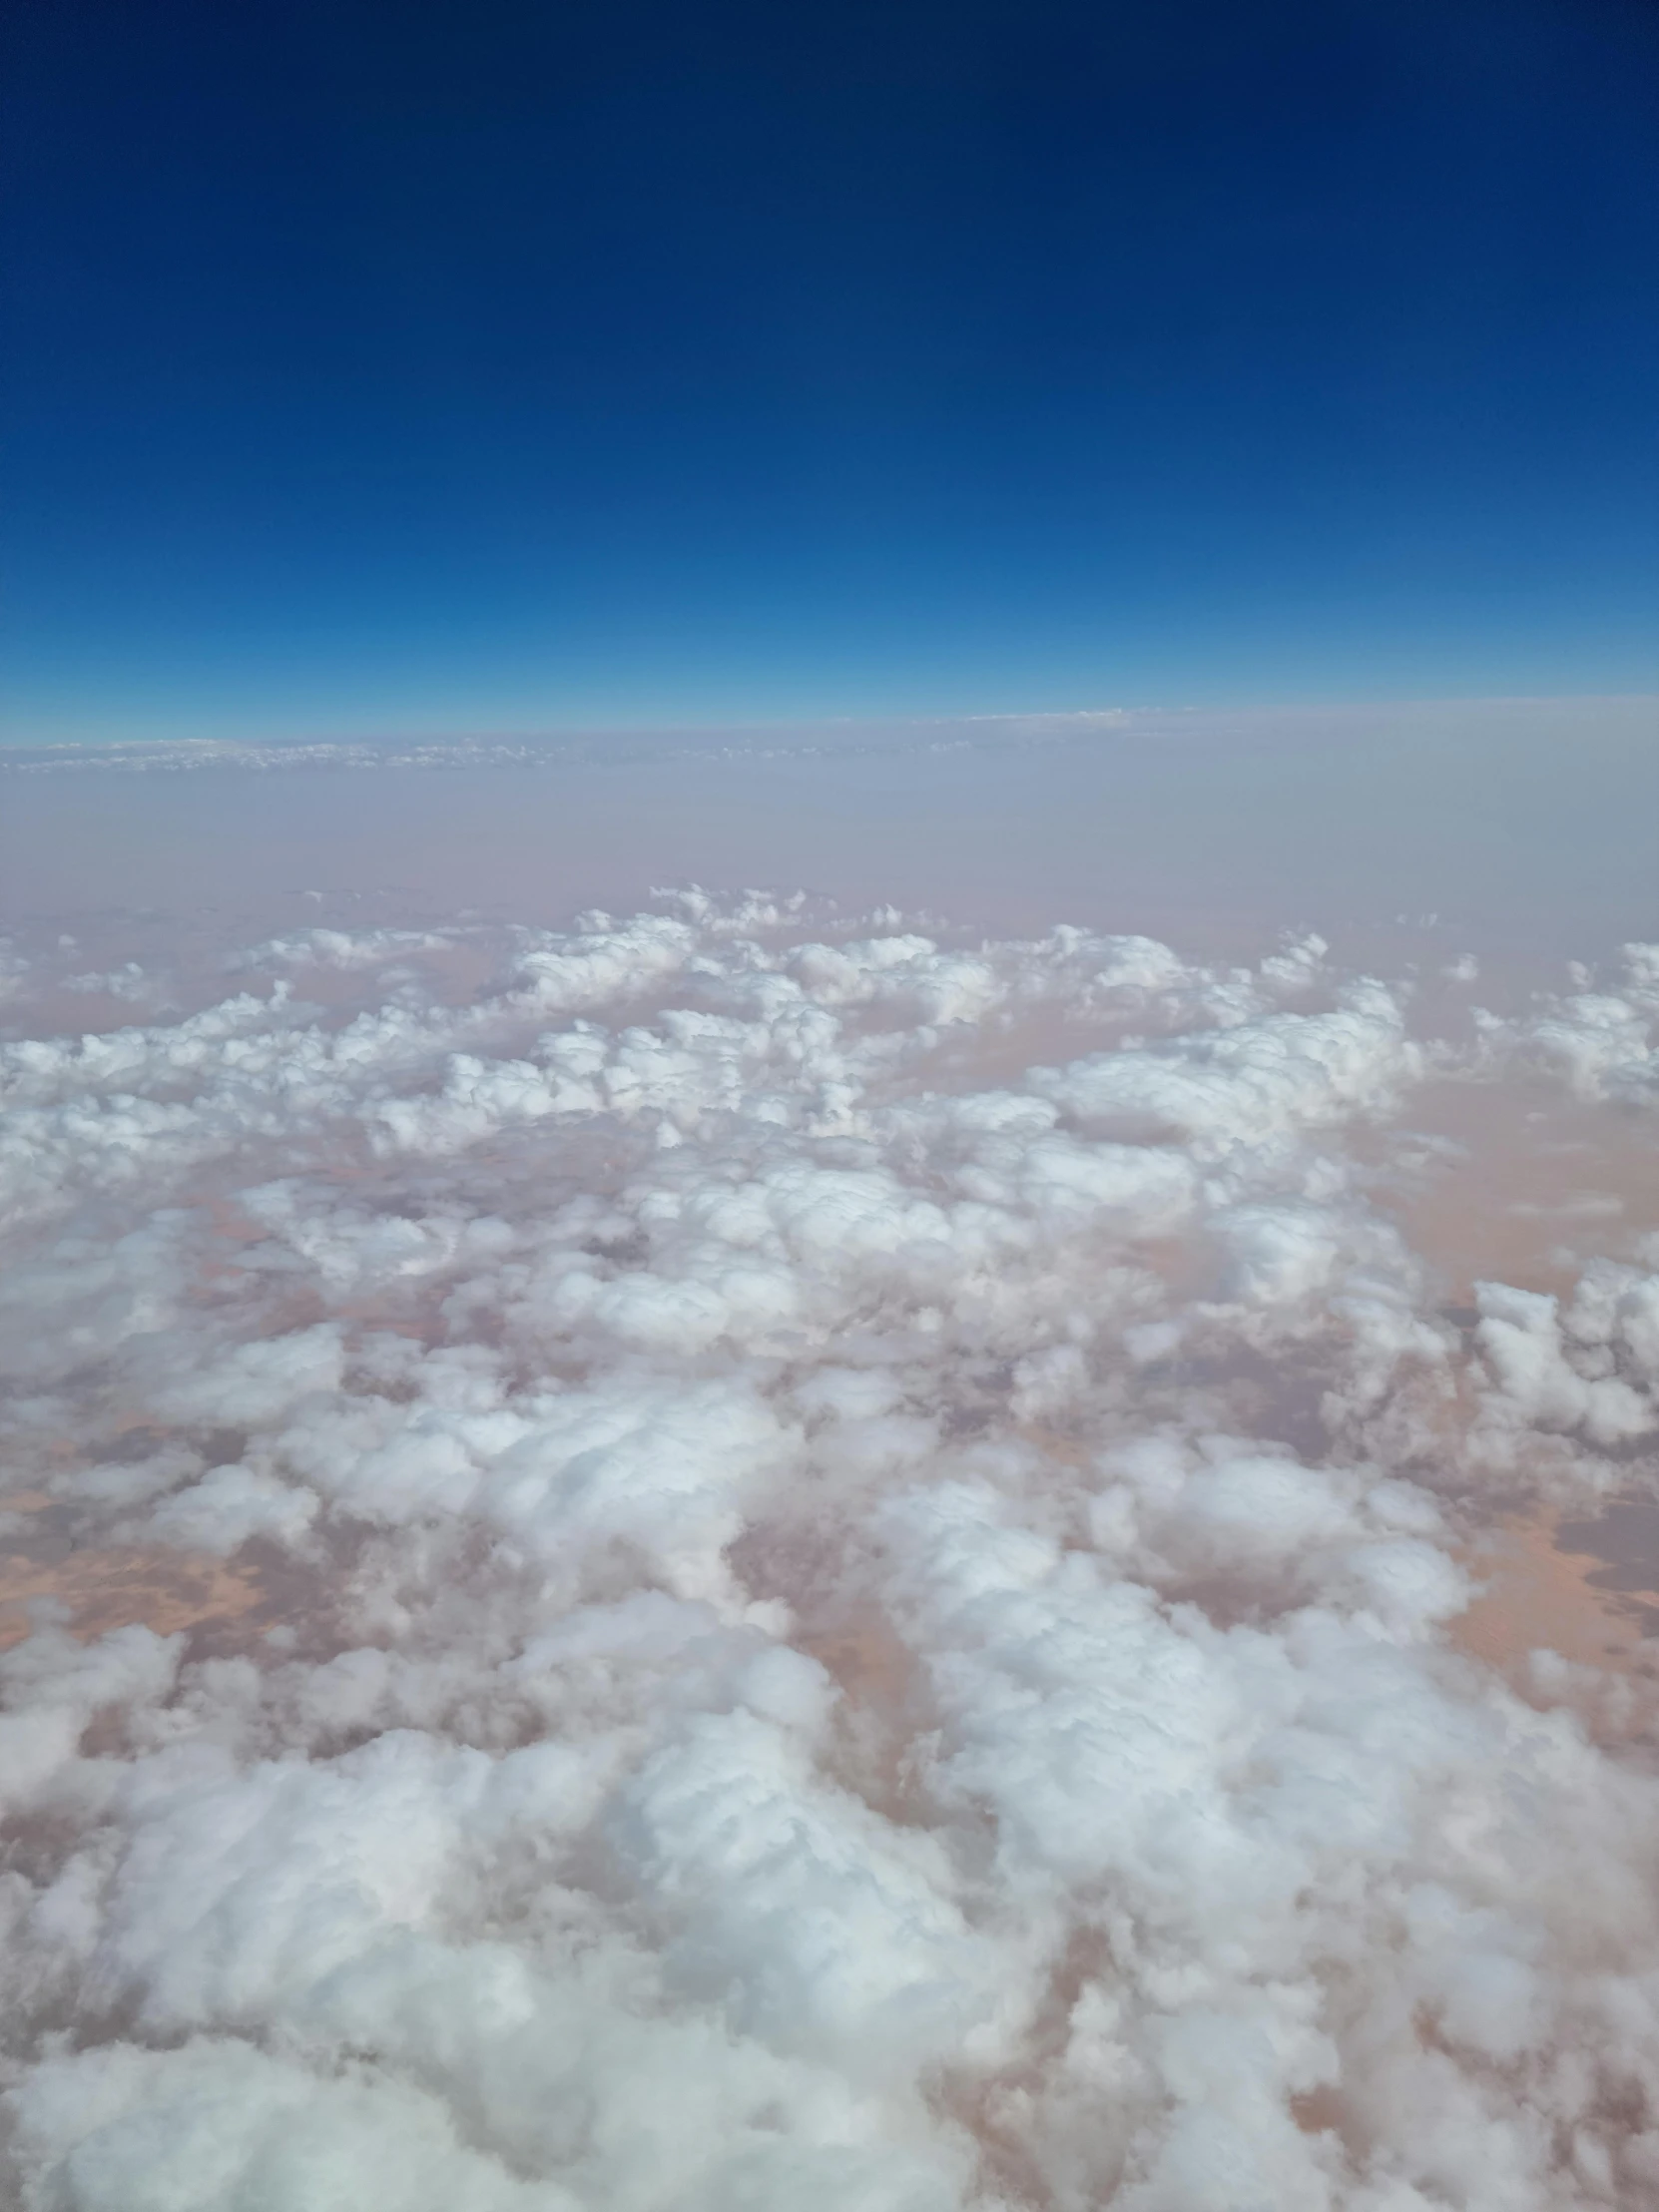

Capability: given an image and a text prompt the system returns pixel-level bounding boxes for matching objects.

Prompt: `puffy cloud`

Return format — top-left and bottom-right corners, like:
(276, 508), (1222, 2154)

(3, 892), (1659, 2212)
(1032, 983), (1418, 1163)
(1477, 942), (1659, 1105)
(226, 925), (462, 974)
(1474, 1281), (1654, 1449)
(8, 2038), (563, 2212)
(147, 1463), (320, 1554)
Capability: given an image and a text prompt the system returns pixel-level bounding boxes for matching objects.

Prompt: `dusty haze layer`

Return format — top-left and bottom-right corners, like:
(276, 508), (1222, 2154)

(1, 706), (1658, 2212)
(4, 699), (1656, 969)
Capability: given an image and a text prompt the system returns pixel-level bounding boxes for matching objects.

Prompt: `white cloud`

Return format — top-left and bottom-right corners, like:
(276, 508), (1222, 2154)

(147, 1462), (319, 1553)
(8, 2037), (564, 2212)
(3, 893), (1659, 2211)
(1476, 943), (1659, 1105)
(1032, 984), (1419, 1162)
(1474, 1281), (1654, 1448)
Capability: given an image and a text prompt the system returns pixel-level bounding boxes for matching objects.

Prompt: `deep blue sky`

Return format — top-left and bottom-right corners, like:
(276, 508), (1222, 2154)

(3, 0), (1657, 740)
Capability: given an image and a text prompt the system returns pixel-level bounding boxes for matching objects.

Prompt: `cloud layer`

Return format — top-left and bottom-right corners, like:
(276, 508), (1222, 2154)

(2, 897), (1658, 2211)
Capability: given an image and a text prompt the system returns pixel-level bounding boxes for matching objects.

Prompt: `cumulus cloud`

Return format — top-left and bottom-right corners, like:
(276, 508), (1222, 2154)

(2, 894), (1658, 2210)
(1476, 942), (1659, 1104)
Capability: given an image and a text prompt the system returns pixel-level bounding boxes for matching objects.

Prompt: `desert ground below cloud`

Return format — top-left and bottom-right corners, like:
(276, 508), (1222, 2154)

(2, 707), (1657, 2212)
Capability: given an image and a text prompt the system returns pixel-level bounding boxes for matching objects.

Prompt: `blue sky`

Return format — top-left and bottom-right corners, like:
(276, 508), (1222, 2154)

(3, 0), (1657, 741)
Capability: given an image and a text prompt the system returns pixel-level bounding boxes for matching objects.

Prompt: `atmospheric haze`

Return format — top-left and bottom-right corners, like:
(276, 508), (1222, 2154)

(2, 709), (1659, 2212)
